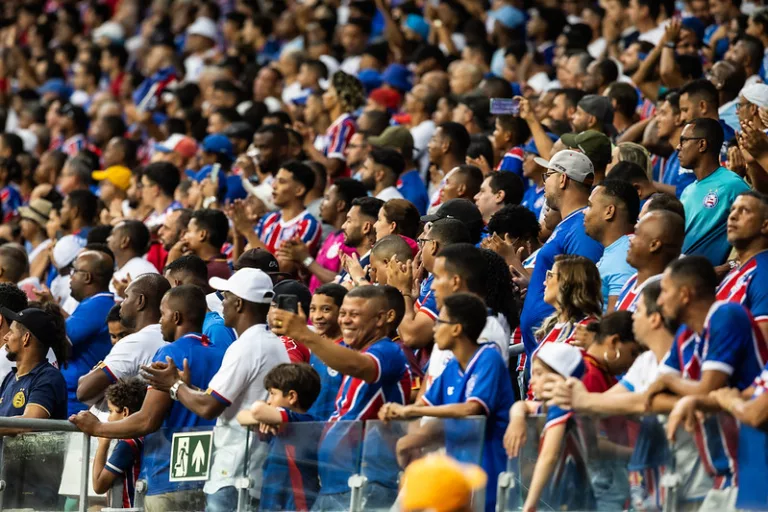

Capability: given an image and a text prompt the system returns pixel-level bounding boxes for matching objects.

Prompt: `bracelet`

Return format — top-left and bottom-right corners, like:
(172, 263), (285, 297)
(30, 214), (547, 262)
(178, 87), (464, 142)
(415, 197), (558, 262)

(302, 256), (314, 267)
(664, 42), (676, 49)
(203, 196), (217, 208)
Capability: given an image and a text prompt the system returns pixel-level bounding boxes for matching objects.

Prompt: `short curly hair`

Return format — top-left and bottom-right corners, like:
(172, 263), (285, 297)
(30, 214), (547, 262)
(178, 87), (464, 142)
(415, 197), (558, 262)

(105, 377), (148, 415)
(331, 71), (365, 112)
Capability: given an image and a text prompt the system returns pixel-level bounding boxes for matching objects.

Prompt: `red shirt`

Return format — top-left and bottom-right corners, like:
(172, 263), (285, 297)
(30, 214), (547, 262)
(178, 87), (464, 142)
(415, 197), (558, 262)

(281, 336), (310, 363)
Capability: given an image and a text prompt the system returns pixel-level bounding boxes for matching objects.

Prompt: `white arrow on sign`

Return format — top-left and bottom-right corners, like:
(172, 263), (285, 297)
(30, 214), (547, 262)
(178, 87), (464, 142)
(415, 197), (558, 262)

(192, 440), (206, 472)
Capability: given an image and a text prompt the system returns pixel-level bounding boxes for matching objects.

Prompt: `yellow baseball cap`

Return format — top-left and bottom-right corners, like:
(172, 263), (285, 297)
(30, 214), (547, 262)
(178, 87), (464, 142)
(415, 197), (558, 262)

(400, 454), (486, 512)
(92, 165), (132, 191)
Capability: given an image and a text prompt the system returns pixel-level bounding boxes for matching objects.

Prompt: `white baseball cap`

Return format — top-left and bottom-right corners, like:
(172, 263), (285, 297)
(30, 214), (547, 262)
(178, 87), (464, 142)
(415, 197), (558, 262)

(741, 83), (768, 109)
(535, 343), (586, 379)
(209, 268), (274, 304)
(187, 17), (217, 41)
(53, 235), (87, 269)
(534, 149), (595, 186)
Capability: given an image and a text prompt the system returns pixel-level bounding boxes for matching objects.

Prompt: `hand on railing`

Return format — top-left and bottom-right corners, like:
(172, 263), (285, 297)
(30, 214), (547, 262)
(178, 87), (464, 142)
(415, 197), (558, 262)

(503, 402), (528, 458)
(666, 396), (704, 442)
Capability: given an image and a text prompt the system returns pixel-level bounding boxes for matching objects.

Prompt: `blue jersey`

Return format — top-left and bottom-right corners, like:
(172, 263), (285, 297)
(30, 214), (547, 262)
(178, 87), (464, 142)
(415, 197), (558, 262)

(140, 333), (226, 496)
(660, 151), (695, 198)
(736, 365), (768, 509)
(63, 292), (115, 415)
(307, 340), (345, 421)
(681, 167), (750, 266)
(396, 169), (429, 215)
(415, 273), (438, 320)
(105, 438), (143, 508)
(318, 338), (411, 494)
(496, 146), (526, 185)
(261, 408), (320, 511)
(423, 344), (515, 512)
(661, 302), (768, 488)
(0, 360), (67, 419)
(522, 184), (545, 221)
(597, 234), (636, 313)
(519, 208), (603, 356)
(0, 184), (23, 223)
(202, 311), (237, 349)
(716, 251), (768, 328)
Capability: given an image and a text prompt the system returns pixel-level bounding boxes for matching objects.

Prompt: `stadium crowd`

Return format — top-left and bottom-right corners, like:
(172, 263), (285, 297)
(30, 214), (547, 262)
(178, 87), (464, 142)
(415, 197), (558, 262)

(1, 0), (768, 510)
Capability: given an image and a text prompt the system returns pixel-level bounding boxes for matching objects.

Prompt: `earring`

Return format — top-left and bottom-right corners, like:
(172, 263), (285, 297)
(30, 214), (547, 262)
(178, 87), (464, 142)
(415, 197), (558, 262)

(603, 348), (621, 363)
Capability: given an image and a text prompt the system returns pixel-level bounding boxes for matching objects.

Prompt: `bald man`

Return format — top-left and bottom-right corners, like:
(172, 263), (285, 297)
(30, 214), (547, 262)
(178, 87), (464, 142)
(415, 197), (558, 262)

(56, 250), (116, 414)
(370, 235), (415, 285)
(616, 210), (685, 312)
(76, 273), (171, 407)
(70, 285), (226, 512)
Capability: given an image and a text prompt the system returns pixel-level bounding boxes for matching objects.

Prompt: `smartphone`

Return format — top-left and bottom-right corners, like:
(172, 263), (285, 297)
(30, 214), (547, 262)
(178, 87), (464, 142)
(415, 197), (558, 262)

(277, 294), (298, 313)
(490, 98), (520, 116)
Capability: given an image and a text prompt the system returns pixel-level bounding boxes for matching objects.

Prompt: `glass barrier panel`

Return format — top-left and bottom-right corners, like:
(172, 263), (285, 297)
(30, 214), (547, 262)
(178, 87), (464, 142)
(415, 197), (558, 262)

(0, 431), (76, 511)
(247, 420), (364, 512)
(359, 417), (487, 512)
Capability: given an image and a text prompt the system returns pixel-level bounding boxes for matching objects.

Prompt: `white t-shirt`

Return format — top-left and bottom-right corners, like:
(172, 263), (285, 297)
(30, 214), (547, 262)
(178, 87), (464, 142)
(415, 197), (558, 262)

(89, 324), (167, 411)
(424, 313), (511, 391)
(410, 120), (436, 175)
(376, 186), (404, 202)
(618, 350), (659, 393)
(109, 257), (159, 295)
(204, 323), (291, 495)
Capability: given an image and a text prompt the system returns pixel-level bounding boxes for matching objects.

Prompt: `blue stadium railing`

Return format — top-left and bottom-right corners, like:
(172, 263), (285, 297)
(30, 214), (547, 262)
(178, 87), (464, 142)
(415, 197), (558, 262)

(0, 412), (746, 511)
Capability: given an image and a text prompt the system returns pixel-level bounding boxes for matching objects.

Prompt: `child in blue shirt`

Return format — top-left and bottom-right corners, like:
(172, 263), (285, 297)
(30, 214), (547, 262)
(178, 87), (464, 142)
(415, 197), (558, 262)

(379, 293), (515, 512)
(92, 377), (147, 509)
(237, 363), (322, 512)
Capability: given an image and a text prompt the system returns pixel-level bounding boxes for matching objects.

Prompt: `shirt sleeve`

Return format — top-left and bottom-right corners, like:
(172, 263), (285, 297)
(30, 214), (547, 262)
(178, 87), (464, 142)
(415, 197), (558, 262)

(607, 270), (634, 297)
(326, 121), (354, 160)
(416, 290), (438, 320)
(27, 370), (64, 417)
(66, 299), (107, 346)
(497, 149), (524, 177)
(618, 352), (650, 392)
(206, 342), (261, 406)
(660, 330), (684, 375)
(748, 273), (768, 324)
(701, 305), (750, 376)
(298, 217), (322, 253)
(422, 372), (444, 406)
(105, 439), (141, 475)
(464, 350), (506, 415)
(365, 342), (407, 384)
(543, 404), (572, 433)
(100, 340), (139, 383)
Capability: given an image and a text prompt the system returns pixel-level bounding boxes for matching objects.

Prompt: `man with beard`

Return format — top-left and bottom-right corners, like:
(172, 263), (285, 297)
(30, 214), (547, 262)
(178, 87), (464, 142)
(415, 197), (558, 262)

(278, 178), (368, 292)
(158, 208), (193, 256)
(70, 285), (225, 512)
(360, 147), (405, 201)
(645, 256), (768, 510)
(716, 191), (768, 341)
(336, 196), (383, 284)
(75, 274), (170, 407)
(653, 92), (693, 197)
(54, 189), (98, 241)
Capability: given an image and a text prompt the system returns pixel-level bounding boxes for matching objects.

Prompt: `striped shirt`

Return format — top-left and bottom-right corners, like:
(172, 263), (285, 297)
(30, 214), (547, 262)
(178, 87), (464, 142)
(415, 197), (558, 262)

(255, 209), (322, 255)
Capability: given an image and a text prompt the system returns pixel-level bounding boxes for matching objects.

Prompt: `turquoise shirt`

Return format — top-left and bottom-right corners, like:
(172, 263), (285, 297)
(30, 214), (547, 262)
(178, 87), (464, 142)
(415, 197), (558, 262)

(681, 167), (749, 265)
(597, 234), (636, 313)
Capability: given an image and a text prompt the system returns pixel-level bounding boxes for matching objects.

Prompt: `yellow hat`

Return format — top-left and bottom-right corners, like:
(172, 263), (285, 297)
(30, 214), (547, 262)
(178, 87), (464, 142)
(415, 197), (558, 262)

(91, 165), (132, 191)
(400, 454), (486, 512)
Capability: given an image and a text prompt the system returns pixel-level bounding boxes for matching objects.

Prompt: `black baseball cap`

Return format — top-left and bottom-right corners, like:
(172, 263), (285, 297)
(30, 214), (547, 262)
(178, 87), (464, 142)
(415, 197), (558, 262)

(1, 307), (59, 347)
(224, 121), (255, 141)
(272, 279), (312, 316)
(421, 198), (484, 244)
(234, 248), (291, 280)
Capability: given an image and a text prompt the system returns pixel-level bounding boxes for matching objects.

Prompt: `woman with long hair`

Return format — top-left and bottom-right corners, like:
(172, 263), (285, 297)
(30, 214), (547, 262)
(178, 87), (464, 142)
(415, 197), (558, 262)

(532, 254), (603, 358)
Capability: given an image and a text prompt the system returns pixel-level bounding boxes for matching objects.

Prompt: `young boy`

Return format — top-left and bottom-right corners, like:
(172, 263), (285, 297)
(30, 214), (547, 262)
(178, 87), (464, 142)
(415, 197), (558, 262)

(306, 283), (346, 420)
(92, 377), (147, 508)
(106, 304), (131, 346)
(378, 292), (514, 512)
(237, 363), (322, 511)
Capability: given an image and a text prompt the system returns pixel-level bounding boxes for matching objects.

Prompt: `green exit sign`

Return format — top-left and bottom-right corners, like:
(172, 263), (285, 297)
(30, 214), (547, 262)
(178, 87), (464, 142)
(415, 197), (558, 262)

(169, 431), (214, 482)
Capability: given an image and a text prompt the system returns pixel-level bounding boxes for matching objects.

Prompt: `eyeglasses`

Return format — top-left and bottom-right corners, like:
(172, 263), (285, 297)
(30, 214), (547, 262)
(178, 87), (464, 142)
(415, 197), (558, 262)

(546, 269), (558, 281)
(417, 238), (434, 247)
(679, 136), (705, 145)
(543, 169), (561, 180)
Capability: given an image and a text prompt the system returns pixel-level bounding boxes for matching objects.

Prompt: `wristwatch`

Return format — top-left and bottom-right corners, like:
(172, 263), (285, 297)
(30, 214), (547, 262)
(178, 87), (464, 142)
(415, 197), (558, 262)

(169, 380), (184, 401)
(303, 256), (315, 268)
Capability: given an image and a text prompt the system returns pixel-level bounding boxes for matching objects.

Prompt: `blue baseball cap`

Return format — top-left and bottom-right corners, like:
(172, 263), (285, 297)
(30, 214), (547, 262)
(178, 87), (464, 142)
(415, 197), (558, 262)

(404, 14), (430, 41)
(202, 134), (234, 161)
(357, 68), (383, 94)
(381, 64), (413, 93)
(38, 79), (73, 100)
(488, 5), (525, 30)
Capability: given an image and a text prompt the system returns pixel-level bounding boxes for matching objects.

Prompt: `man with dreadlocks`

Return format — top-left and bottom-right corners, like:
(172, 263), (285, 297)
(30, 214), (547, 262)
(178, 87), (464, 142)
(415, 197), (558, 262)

(299, 71), (366, 180)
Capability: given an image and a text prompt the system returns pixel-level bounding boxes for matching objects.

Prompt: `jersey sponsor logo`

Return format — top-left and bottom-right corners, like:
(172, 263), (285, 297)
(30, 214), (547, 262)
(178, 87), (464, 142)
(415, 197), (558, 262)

(12, 390), (25, 408)
(326, 241), (341, 259)
(327, 367), (339, 377)
(703, 191), (719, 208)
